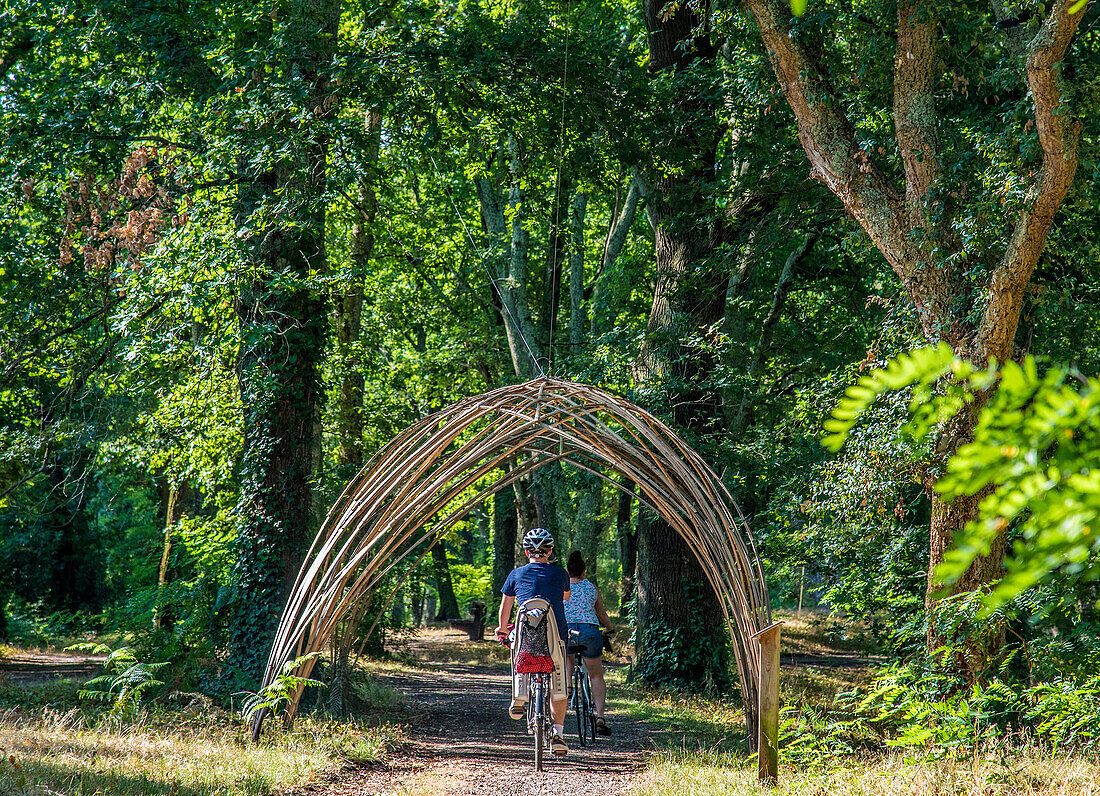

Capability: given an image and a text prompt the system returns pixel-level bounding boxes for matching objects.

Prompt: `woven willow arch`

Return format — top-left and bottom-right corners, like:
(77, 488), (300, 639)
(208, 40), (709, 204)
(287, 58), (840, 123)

(253, 378), (771, 738)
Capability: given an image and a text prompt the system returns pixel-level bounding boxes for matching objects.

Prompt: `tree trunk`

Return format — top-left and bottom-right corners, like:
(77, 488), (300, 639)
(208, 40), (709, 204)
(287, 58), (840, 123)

(730, 231), (818, 436)
(229, 0), (339, 685)
(155, 481), (187, 631)
(617, 479), (637, 609)
(334, 109), (380, 476)
(432, 541), (461, 620)
(475, 135), (542, 379)
(636, 509), (730, 691)
(540, 174), (570, 367)
(567, 190), (588, 353)
(632, 0), (733, 690)
(571, 474), (603, 582)
(492, 483), (518, 608)
(589, 174), (642, 339)
(925, 401), (1004, 677)
(410, 568), (425, 626)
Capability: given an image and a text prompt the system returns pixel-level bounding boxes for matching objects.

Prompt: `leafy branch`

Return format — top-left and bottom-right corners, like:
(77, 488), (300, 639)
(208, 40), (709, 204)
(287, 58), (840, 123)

(824, 345), (1100, 613)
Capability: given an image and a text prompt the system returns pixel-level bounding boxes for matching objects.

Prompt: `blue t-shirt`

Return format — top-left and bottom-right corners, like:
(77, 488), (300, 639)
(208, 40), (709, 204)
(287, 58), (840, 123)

(502, 562), (570, 638)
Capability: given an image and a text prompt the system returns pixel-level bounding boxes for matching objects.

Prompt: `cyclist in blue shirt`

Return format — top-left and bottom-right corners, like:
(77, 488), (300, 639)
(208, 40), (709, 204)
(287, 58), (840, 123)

(496, 527), (571, 756)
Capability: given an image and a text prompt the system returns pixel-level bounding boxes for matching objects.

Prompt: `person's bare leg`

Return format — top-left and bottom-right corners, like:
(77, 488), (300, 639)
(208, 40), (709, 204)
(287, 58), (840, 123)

(583, 656), (607, 716)
(552, 696), (567, 725)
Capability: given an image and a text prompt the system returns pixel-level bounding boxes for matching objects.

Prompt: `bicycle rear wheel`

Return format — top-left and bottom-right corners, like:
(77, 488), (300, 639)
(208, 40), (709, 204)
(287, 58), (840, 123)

(573, 665), (589, 747)
(584, 674), (597, 741)
(533, 677), (545, 771)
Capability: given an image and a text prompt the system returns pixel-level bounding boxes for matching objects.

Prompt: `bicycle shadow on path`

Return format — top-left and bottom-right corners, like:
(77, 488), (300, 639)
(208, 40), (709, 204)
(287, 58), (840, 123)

(284, 630), (656, 796)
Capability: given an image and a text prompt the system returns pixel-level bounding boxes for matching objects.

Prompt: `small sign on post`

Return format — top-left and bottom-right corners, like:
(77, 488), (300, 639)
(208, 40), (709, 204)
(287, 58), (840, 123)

(752, 621), (782, 785)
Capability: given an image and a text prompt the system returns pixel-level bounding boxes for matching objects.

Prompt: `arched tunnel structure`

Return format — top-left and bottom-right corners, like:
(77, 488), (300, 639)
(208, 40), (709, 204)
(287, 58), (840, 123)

(252, 378), (772, 740)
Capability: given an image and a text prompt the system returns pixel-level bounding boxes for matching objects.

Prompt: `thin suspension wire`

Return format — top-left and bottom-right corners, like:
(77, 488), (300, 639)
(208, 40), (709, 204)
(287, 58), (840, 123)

(548, 0), (571, 375)
(427, 151), (545, 378)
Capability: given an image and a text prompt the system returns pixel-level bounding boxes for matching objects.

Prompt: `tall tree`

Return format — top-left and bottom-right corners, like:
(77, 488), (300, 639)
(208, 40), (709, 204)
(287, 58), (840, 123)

(229, 0), (341, 683)
(632, 0), (735, 689)
(740, 0), (1088, 666)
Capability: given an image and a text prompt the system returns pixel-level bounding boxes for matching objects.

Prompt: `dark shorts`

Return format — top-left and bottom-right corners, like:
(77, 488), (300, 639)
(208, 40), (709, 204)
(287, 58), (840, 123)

(568, 623), (603, 660)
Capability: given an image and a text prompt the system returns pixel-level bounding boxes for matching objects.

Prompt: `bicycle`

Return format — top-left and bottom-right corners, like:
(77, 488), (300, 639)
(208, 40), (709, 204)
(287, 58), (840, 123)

(498, 603), (557, 771)
(567, 632), (598, 746)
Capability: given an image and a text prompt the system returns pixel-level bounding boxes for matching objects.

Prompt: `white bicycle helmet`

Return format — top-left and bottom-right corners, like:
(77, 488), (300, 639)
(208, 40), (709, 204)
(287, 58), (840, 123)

(522, 527), (555, 555)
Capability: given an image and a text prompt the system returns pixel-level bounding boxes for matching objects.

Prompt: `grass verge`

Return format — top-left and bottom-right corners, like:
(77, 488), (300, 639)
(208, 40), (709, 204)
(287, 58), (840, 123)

(633, 749), (1100, 796)
(0, 675), (406, 795)
(620, 611), (1100, 796)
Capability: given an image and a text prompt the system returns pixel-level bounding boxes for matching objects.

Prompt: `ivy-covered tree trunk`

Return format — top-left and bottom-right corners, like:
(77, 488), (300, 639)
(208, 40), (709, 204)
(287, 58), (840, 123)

(229, 0), (340, 685)
(632, 0), (732, 691)
(636, 510), (730, 691)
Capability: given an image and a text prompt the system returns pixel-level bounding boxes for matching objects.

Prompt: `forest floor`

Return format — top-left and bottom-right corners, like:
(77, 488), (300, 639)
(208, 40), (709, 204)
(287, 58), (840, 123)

(281, 611), (885, 796)
(0, 647), (105, 685)
(4, 613), (1098, 795)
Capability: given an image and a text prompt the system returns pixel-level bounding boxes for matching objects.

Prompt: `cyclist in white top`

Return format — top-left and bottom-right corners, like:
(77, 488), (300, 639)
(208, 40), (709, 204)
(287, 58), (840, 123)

(563, 550), (614, 735)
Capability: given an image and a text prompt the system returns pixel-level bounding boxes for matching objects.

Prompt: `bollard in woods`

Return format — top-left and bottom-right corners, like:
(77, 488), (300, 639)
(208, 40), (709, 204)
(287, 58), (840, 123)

(753, 621), (782, 785)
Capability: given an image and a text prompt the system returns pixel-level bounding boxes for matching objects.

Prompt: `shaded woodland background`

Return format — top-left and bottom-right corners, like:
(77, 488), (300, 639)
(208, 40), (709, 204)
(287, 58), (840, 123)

(2, 0), (1100, 720)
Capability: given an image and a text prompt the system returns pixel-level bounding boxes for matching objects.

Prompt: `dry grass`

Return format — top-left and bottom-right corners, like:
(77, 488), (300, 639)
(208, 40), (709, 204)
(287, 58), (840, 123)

(634, 750), (1100, 796)
(0, 663), (407, 796)
(0, 705), (404, 796)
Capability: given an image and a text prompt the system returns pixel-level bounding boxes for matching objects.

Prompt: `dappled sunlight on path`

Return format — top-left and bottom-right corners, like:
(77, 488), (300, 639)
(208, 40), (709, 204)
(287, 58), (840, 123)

(283, 629), (649, 795)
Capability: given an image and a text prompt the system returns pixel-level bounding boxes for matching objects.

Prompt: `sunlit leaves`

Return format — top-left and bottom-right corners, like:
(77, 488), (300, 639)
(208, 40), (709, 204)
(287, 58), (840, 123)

(827, 346), (1100, 614)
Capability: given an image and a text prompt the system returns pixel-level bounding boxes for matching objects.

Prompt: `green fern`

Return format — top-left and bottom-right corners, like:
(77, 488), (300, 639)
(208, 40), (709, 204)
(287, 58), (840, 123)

(237, 651), (324, 721)
(66, 644), (168, 716)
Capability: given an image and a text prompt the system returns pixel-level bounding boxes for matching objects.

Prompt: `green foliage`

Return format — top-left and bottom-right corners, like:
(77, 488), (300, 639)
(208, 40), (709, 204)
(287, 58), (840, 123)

(782, 662), (1100, 765)
(68, 643), (168, 717)
(826, 346), (1100, 613)
(2, 0), (1098, 725)
(237, 652), (324, 722)
(449, 563), (493, 611)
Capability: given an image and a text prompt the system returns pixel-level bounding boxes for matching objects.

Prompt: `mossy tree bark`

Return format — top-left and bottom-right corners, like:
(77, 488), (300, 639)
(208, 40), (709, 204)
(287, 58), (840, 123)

(742, 0), (1085, 674)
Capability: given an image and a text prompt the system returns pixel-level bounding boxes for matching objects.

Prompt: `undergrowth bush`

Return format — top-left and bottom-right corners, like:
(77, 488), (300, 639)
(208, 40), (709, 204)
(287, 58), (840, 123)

(781, 661), (1100, 766)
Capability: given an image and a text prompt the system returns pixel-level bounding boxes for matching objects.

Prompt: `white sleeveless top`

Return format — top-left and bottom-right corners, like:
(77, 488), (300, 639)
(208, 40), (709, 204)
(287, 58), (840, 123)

(563, 579), (599, 625)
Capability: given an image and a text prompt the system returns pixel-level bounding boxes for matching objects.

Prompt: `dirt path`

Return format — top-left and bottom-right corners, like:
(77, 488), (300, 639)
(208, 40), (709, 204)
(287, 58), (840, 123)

(0, 649), (104, 686)
(288, 631), (651, 796)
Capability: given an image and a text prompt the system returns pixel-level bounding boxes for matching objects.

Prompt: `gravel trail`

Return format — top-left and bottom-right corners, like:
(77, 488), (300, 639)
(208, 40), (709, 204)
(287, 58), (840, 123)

(287, 630), (653, 796)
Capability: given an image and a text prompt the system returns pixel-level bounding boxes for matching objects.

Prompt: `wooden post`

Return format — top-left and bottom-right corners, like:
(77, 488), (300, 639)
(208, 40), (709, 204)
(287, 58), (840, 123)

(753, 621), (782, 785)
